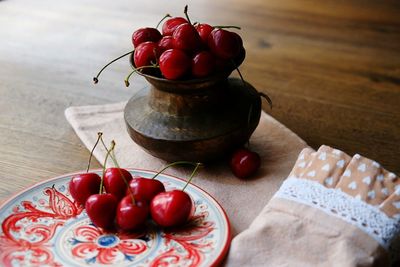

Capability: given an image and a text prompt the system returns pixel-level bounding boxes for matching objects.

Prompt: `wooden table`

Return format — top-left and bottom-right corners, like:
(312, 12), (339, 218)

(0, 0), (399, 201)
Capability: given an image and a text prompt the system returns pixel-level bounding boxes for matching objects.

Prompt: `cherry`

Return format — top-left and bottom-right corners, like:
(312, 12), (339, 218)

(69, 132), (103, 205)
(132, 27), (162, 48)
(69, 173), (101, 205)
(150, 190), (193, 227)
(126, 177), (165, 203)
(231, 31), (243, 48)
(159, 49), (190, 80)
(230, 148), (261, 179)
(172, 23), (202, 52)
(195, 23), (214, 44)
(85, 193), (118, 229)
(104, 168), (133, 200)
(133, 41), (159, 68)
(162, 17), (187, 36)
(191, 51), (215, 78)
(157, 36), (174, 53)
(149, 162), (201, 227)
(116, 196), (149, 231)
(208, 29), (241, 60)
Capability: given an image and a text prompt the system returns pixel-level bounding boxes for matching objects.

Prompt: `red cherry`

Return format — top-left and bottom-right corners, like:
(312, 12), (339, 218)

(159, 49), (190, 80)
(69, 173), (101, 205)
(157, 36), (174, 53)
(150, 190), (192, 227)
(195, 23), (214, 44)
(133, 41), (159, 68)
(191, 51), (215, 78)
(132, 28), (162, 48)
(162, 17), (187, 36)
(208, 29), (241, 60)
(116, 196), (149, 231)
(231, 31), (243, 48)
(85, 193), (118, 229)
(126, 177), (165, 203)
(214, 58), (230, 72)
(172, 23), (202, 52)
(230, 148), (261, 179)
(104, 168), (133, 200)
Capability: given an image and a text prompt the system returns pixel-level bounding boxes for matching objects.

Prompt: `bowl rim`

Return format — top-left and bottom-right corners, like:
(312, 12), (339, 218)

(129, 53), (232, 85)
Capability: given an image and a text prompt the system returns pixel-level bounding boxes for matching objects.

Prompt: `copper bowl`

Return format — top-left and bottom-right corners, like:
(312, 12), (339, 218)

(124, 57), (261, 162)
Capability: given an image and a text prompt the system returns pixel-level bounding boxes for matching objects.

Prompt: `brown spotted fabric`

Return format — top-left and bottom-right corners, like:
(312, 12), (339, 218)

(289, 145), (400, 218)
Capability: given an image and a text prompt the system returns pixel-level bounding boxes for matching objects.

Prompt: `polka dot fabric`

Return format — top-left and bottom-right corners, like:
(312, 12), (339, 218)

(289, 145), (400, 218)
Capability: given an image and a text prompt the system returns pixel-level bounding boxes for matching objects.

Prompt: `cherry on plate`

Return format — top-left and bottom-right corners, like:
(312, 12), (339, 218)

(104, 168), (133, 200)
(126, 177), (165, 203)
(69, 173), (101, 205)
(132, 27), (162, 48)
(150, 190), (193, 227)
(230, 148), (261, 179)
(85, 193), (118, 229)
(116, 196), (149, 231)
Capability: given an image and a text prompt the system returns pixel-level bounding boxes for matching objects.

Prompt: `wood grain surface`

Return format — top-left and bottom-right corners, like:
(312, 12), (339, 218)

(0, 0), (399, 201)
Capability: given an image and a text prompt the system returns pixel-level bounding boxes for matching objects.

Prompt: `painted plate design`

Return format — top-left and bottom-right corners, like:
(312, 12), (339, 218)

(0, 169), (231, 267)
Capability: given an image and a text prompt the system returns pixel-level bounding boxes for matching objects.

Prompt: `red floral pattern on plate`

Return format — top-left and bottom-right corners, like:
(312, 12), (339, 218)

(0, 170), (230, 267)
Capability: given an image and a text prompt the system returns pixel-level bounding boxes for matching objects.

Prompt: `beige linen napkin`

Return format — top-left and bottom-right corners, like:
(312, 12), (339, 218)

(226, 146), (400, 267)
(65, 102), (308, 235)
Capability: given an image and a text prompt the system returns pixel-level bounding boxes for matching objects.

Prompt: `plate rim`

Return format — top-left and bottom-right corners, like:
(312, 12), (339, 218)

(0, 168), (232, 267)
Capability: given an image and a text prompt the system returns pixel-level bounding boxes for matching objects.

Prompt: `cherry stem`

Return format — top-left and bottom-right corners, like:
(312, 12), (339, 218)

(100, 137), (136, 205)
(156, 14), (171, 29)
(86, 132), (103, 173)
(151, 161), (201, 180)
(93, 50), (134, 84)
(182, 163), (202, 192)
(183, 5), (192, 25)
(100, 141), (115, 194)
(213, 25), (241, 30)
(247, 104), (253, 126)
(124, 65), (159, 87)
(259, 92), (273, 109)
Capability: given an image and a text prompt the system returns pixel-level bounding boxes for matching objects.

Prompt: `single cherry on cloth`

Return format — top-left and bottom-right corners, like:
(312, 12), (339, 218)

(69, 173), (101, 205)
(172, 23), (202, 52)
(230, 148), (261, 179)
(195, 23), (214, 44)
(116, 196), (149, 231)
(85, 193), (118, 229)
(191, 51), (215, 78)
(208, 29), (241, 60)
(150, 190), (193, 227)
(159, 49), (191, 80)
(126, 177), (165, 203)
(104, 168), (133, 200)
(162, 17), (187, 36)
(132, 28), (162, 48)
(133, 41), (159, 68)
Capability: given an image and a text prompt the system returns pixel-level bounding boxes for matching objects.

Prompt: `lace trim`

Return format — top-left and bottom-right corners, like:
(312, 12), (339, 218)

(274, 177), (400, 250)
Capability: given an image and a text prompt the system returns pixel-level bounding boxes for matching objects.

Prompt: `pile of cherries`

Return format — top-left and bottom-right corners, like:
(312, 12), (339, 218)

(69, 134), (200, 231)
(93, 5), (245, 84)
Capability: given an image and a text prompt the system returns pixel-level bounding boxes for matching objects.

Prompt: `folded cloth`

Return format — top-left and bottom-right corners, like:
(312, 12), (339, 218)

(225, 146), (400, 267)
(65, 102), (308, 235)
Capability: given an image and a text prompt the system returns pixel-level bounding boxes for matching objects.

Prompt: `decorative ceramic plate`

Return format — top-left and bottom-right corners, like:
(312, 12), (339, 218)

(0, 169), (231, 267)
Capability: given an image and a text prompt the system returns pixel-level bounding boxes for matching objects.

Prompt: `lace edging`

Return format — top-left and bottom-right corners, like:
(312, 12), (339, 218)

(274, 177), (400, 250)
